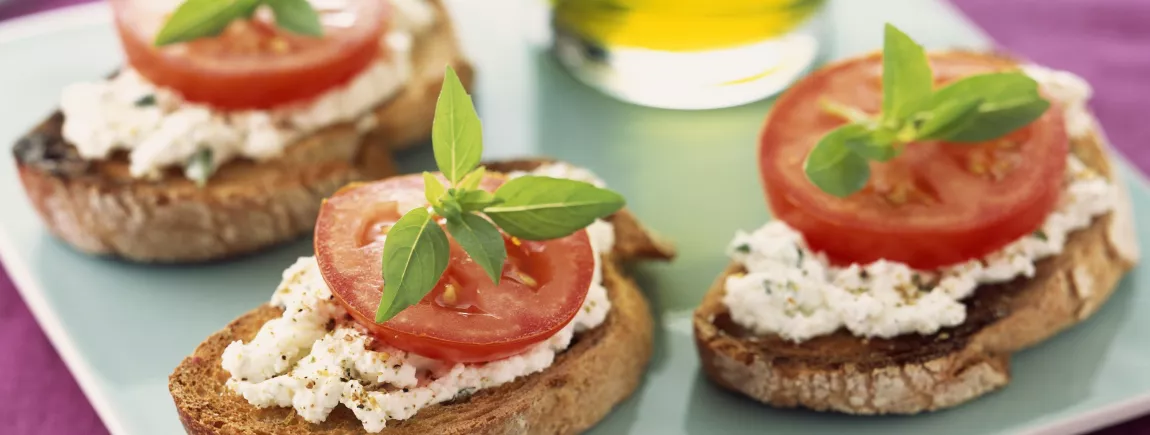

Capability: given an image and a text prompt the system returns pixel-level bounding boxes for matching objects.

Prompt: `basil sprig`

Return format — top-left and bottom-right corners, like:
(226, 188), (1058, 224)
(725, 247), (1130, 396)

(154, 0), (323, 47)
(375, 66), (625, 323)
(804, 24), (1051, 197)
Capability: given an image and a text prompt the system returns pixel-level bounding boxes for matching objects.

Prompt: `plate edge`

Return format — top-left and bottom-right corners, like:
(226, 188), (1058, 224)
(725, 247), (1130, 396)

(0, 234), (129, 435)
(0, 4), (127, 434)
(0, 2), (109, 45)
(0, 3), (1148, 435)
(1023, 392), (1150, 435)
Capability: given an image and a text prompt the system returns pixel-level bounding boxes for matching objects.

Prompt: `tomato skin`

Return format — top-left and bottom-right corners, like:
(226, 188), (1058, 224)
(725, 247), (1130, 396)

(339, 232), (596, 362)
(759, 52), (1068, 269)
(315, 174), (597, 363)
(110, 0), (388, 110)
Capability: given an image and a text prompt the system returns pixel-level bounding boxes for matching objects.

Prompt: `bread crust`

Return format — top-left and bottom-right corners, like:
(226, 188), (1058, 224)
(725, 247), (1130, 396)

(169, 209), (675, 435)
(693, 124), (1139, 414)
(12, 0), (471, 263)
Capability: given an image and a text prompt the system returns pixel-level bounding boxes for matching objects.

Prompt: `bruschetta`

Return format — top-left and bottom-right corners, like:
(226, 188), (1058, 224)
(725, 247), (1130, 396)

(169, 69), (674, 434)
(693, 25), (1139, 414)
(13, 0), (472, 262)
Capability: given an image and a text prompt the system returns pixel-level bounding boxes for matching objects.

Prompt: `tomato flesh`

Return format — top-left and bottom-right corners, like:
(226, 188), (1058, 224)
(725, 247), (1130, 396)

(315, 174), (596, 363)
(110, 0), (388, 110)
(759, 52), (1068, 269)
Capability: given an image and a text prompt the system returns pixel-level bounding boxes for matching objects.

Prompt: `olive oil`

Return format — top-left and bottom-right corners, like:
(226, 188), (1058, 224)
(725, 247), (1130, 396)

(551, 0), (827, 110)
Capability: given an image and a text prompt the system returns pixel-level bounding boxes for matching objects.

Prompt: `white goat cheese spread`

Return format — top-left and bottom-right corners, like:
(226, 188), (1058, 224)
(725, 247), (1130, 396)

(221, 164), (615, 432)
(59, 0), (436, 181)
(722, 66), (1116, 342)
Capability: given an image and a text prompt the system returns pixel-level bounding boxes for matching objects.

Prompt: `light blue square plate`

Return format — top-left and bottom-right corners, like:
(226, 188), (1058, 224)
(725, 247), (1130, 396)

(1, 1), (1148, 434)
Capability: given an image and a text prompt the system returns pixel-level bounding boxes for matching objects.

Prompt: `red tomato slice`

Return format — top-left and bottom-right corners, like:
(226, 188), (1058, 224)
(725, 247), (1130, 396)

(110, 0), (388, 110)
(759, 52), (1068, 270)
(314, 174), (597, 363)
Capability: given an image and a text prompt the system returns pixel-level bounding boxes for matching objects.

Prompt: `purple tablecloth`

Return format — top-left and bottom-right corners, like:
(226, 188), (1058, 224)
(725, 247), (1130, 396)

(0, 0), (1148, 433)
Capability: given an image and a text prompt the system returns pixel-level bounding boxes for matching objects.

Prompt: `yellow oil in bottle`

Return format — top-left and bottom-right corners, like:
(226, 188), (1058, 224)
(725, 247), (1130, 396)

(551, 0), (827, 109)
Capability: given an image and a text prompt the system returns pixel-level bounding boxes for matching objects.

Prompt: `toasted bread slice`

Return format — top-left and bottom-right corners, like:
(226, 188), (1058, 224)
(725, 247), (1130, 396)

(169, 190), (675, 434)
(693, 124), (1140, 414)
(11, 0), (471, 263)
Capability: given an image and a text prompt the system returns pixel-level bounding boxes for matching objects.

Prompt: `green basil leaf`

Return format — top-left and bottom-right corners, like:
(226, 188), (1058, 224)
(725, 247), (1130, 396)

(455, 189), (501, 213)
(930, 72), (1050, 142)
(484, 176), (624, 240)
(154, 0), (262, 46)
(837, 124), (898, 162)
(184, 148), (215, 188)
(445, 213), (506, 284)
(239, 0), (261, 18)
(432, 66), (482, 185)
(458, 166), (487, 191)
(913, 97), (983, 140)
(423, 172), (446, 206)
(266, 0), (323, 37)
(881, 23), (934, 124)
(804, 125), (872, 197)
(932, 72), (1041, 108)
(377, 207), (450, 323)
(943, 98), (1050, 143)
(871, 125), (899, 144)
